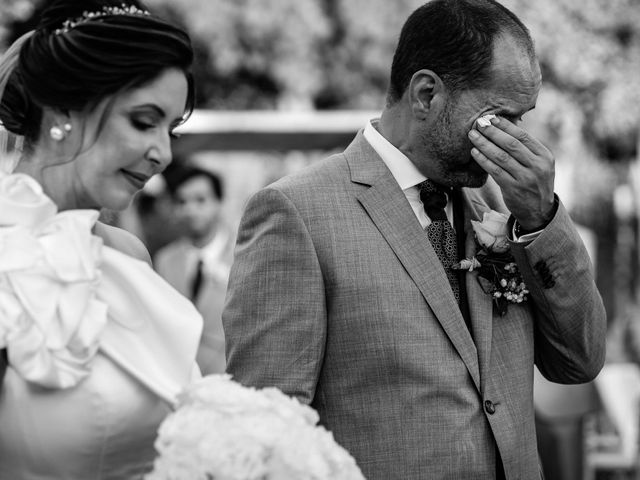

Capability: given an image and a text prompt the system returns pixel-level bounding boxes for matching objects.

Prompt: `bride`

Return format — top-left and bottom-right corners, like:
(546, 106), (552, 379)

(0, 1), (202, 478)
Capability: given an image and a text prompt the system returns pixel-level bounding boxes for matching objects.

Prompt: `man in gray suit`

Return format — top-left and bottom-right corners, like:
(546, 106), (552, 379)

(223, 1), (606, 478)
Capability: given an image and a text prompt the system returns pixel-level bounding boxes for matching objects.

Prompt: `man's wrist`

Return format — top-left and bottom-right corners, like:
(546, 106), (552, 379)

(514, 196), (559, 235)
(514, 221), (541, 237)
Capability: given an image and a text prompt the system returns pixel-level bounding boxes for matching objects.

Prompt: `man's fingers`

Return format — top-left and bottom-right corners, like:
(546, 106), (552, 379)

(483, 116), (548, 157)
(470, 147), (516, 183)
(468, 129), (523, 179)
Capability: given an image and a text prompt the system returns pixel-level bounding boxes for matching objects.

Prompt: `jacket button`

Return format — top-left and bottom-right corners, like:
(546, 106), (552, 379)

(484, 400), (496, 415)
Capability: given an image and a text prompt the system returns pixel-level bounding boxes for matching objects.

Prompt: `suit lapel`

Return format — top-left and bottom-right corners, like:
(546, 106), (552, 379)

(346, 133), (480, 390)
(462, 189), (495, 392)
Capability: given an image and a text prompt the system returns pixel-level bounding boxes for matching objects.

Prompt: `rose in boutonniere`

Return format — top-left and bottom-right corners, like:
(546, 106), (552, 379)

(471, 210), (510, 253)
(453, 210), (528, 316)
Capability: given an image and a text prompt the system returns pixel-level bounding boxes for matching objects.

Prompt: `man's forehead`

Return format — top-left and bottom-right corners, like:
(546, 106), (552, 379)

(490, 34), (540, 82)
(486, 37), (541, 107)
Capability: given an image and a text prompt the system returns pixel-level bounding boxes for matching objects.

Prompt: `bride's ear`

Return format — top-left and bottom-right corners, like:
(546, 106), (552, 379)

(42, 108), (73, 143)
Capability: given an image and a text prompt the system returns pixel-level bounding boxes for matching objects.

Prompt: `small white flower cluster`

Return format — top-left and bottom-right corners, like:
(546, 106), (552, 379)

(146, 374), (366, 480)
(493, 262), (529, 304)
(55, 4), (150, 35)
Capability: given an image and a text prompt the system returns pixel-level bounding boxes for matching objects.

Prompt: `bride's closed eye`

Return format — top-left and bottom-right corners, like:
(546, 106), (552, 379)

(130, 108), (182, 139)
(130, 114), (158, 132)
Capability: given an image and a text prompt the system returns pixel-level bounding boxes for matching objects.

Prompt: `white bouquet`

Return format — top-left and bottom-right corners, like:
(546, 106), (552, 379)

(146, 374), (366, 480)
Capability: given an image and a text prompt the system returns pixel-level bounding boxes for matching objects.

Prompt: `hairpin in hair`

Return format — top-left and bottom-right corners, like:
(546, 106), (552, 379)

(54, 4), (150, 35)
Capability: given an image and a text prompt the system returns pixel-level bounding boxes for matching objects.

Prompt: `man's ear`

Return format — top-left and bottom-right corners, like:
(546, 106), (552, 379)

(407, 69), (446, 120)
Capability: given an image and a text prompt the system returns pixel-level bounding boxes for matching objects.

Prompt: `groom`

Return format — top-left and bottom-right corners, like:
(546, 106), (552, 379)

(222, 1), (606, 478)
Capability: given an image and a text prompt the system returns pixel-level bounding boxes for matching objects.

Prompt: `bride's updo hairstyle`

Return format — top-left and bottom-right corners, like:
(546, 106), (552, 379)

(0, 0), (194, 148)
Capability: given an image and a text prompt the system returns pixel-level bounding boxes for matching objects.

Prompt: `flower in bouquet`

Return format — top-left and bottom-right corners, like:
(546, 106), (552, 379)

(453, 210), (528, 316)
(146, 374), (366, 480)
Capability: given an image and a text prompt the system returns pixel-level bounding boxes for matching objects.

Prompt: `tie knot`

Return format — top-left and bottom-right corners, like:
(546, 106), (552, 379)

(418, 180), (449, 221)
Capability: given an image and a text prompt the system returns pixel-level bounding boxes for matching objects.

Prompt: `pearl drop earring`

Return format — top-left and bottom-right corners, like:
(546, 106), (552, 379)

(49, 123), (72, 141)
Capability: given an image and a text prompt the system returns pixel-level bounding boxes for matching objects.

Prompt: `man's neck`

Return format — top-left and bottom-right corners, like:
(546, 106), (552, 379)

(190, 226), (218, 249)
(379, 105), (413, 157)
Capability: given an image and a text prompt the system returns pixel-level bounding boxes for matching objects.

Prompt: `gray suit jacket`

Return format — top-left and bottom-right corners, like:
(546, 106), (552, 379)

(223, 132), (606, 480)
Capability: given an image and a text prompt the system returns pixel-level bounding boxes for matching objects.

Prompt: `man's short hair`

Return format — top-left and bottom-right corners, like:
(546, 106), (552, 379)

(165, 165), (224, 201)
(387, 0), (535, 104)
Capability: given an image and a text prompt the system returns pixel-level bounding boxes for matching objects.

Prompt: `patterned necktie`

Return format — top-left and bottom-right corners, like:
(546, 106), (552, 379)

(190, 258), (204, 302)
(419, 180), (460, 302)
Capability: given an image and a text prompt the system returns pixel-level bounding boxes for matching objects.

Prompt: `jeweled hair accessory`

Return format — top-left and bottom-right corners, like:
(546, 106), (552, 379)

(54, 4), (150, 35)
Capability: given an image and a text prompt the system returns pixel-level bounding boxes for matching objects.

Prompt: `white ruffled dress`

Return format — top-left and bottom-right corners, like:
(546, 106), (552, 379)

(0, 173), (203, 479)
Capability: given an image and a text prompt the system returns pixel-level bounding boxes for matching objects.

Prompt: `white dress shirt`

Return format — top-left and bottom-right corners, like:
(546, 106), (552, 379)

(363, 119), (452, 230)
(197, 229), (231, 283)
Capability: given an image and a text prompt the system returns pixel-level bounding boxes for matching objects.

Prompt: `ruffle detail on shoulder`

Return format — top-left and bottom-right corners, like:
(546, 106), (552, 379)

(0, 172), (57, 228)
(0, 172), (108, 388)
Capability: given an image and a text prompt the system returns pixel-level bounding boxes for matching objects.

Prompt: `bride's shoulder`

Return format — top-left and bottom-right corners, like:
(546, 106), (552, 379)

(94, 221), (152, 266)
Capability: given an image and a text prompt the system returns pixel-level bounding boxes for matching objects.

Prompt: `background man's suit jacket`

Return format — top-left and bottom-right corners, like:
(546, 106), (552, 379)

(223, 132), (606, 480)
(155, 238), (231, 374)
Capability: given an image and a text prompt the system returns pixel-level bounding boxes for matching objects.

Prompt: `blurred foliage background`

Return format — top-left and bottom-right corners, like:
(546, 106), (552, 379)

(2, 0), (640, 353)
(3, 0), (638, 148)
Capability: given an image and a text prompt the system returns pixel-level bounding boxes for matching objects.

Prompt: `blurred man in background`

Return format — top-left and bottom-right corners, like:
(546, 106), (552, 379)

(155, 166), (233, 374)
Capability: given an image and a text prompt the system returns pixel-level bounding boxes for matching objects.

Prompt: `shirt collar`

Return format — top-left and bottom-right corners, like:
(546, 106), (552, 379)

(363, 119), (426, 190)
(198, 229), (227, 263)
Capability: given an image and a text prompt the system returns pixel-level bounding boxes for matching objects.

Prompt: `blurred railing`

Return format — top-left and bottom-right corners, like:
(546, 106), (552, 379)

(173, 109), (380, 154)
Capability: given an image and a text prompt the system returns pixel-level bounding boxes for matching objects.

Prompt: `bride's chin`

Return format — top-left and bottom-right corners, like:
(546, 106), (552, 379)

(99, 191), (136, 212)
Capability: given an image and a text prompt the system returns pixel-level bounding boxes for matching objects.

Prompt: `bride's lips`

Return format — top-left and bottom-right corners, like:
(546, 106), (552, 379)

(120, 169), (150, 190)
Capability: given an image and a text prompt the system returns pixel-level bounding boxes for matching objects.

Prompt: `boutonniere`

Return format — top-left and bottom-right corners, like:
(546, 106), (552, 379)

(453, 210), (528, 316)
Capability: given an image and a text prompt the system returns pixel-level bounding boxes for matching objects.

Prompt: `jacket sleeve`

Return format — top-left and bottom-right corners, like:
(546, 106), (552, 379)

(509, 196), (607, 383)
(222, 186), (326, 404)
